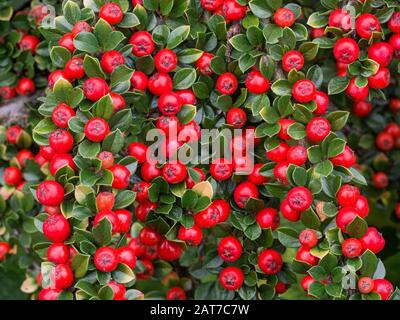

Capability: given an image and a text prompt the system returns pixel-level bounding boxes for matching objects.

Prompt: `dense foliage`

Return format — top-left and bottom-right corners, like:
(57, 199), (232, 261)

(0, 0), (400, 300)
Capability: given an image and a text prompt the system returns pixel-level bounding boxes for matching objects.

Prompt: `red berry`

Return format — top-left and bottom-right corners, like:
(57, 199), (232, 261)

(139, 227), (161, 246)
(266, 141), (289, 162)
(306, 117), (331, 142)
(333, 38), (360, 64)
(185, 167), (205, 189)
(282, 50), (304, 72)
(135, 201), (157, 222)
(258, 249), (283, 274)
(368, 67), (390, 89)
(368, 42), (393, 67)
(342, 238), (363, 258)
(108, 280), (126, 300)
(354, 196), (369, 218)
(40, 145), (55, 161)
(49, 129), (74, 154)
(109, 164), (131, 189)
(301, 275), (315, 292)
(330, 145), (356, 168)
(154, 49), (177, 73)
(49, 153), (75, 176)
(210, 158), (233, 181)
(129, 31), (154, 57)
(336, 207), (358, 233)
(245, 70), (270, 94)
(346, 78), (369, 101)
(256, 208), (280, 230)
(299, 229), (318, 248)
(372, 171), (388, 189)
(15, 78), (35, 96)
(389, 34), (400, 58)
(162, 162), (187, 184)
(52, 103), (75, 128)
(98, 151), (114, 169)
(83, 77), (109, 101)
(221, 0), (247, 21)
(71, 21), (91, 36)
(158, 239), (183, 261)
(389, 12), (400, 33)
(158, 92), (182, 115)
(274, 8), (295, 27)
(213, 199), (231, 222)
(176, 89), (196, 105)
(37, 181), (65, 207)
(132, 181), (150, 202)
(219, 266), (244, 290)
(43, 214), (70, 242)
(96, 192), (115, 212)
(48, 70), (70, 89)
(287, 145), (307, 166)
(277, 119), (295, 140)
(130, 70), (148, 91)
(148, 73), (172, 96)
(136, 259), (154, 280)
(286, 186), (312, 212)
(64, 57), (85, 79)
(47, 243), (69, 264)
(16, 150), (34, 167)
(233, 181), (259, 209)
(372, 279), (393, 300)
(337, 184), (360, 207)
(115, 209), (132, 233)
(248, 163), (269, 185)
(178, 224), (203, 246)
(128, 142), (148, 164)
(100, 50), (125, 73)
(38, 288), (61, 300)
(311, 28), (325, 39)
(0, 86), (16, 100)
(226, 107), (247, 128)
(314, 91), (329, 115)
(94, 210), (119, 234)
(356, 13), (380, 39)
(50, 264), (74, 290)
(353, 100), (372, 117)
(216, 72), (238, 95)
(3, 167), (22, 186)
(115, 247), (136, 269)
(99, 3), (123, 25)
(141, 162), (162, 182)
(94, 247), (118, 272)
(194, 203), (220, 228)
(58, 33), (75, 53)
(273, 161), (289, 185)
(292, 79), (316, 103)
(218, 236), (242, 262)
(296, 246), (319, 266)
(360, 227), (385, 254)
(358, 277), (374, 294)
(328, 9), (352, 31)
(110, 92), (126, 111)
(84, 118), (110, 142)
(19, 34), (39, 54)
(166, 287), (186, 300)
(200, 0), (223, 11)
(196, 52), (213, 75)
(0, 242), (11, 261)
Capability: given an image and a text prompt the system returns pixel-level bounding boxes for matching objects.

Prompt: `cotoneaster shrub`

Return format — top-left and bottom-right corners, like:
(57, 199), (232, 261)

(0, 0), (399, 300)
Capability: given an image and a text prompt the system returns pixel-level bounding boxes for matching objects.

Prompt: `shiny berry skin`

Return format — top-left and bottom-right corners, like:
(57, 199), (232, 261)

(162, 162), (187, 184)
(40, 145), (55, 160)
(109, 280), (126, 300)
(99, 3), (123, 25)
(256, 208), (280, 230)
(178, 225), (203, 246)
(136, 259), (154, 280)
(16, 150), (34, 167)
(139, 227), (161, 246)
(353, 100), (372, 117)
(115, 209), (132, 233)
(3, 167), (22, 186)
(219, 266), (244, 291)
(218, 236), (242, 262)
(354, 196), (369, 218)
(128, 142), (148, 164)
(156, 115), (179, 136)
(194, 203), (220, 228)
(83, 77), (109, 101)
(200, 0), (223, 11)
(213, 199), (231, 222)
(48, 70), (70, 89)
(356, 13), (380, 39)
(296, 246), (319, 266)
(148, 73), (173, 96)
(337, 184), (360, 207)
(49, 153), (75, 176)
(389, 34), (400, 57)
(158, 92), (182, 115)
(314, 91), (329, 115)
(71, 21), (91, 36)
(50, 264), (74, 290)
(311, 27), (325, 39)
(132, 181), (150, 202)
(372, 279), (393, 300)
(0, 86), (15, 100)
(221, 0), (247, 21)
(19, 34), (39, 54)
(135, 201), (157, 222)
(245, 70), (270, 94)
(210, 158), (233, 181)
(368, 42), (393, 67)
(43, 214), (70, 242)
(37, 181), (65, 207)
(275, 282), (288, 294)
(109, 164), (131, 189)
(64, 57), (85, 79)
(330, 145), (356, 168)
(233, 181), (259, 209)
(98, 151), (114, 169)
(306, 117), (331, 142)
(301, 275), (315, 292)
(368, 67), (390, 89)
(342, 238), (362, 258)
(358, 277), (374, 294)
(333, 38), (360, 64)
(0, 242), (10, 261)
(52, 103), (75, 128)
(96, 192), (115, 211)
(129, 31), (154, 57)
(287, 145), (307, 166)
(154, 49), (178, 73)
(336, 207), (358, 233)
(360, 227), (385, 254)
(110, 92), (126, 111)
(196, 52), (213, 75)
(277, 119), (294, 140)
(274, 8), (295, 27)
(266, 141), (289, 162)
(328, 9), (352, 31)
(49, 129), (73, 154)
(372, 171), (388, 189)
(287, 186), (312, 212)
(216, 72), (238, 95)
(281, 197), (300, 221)
(15, 78), (35, 96)
(248, 163), (268, 185)
(179, 120), (201, 142)
(389, 12), (400, 33)
(166, 287), (186, 300)
(100, 50), (125, 73)
(226, 107), (247, 128)
(273, 161), (289, 185)
(299, 229), (318, 248)
(141, 162), (162, 182)
(185, 167), (205, 189)
(346, 78), (369, 101)
(282, 50), (304, 72)
(176, 89), (196, 105)
(38, 288), (61, 300)
(158, 239), (183, 261)
(258, 249), (283, 275)
(58, 33), (75, 53)
(84, 118), (110, 142)
(130, 70), (148, 91)
(47, 243), (69, 264)
(292, 79), (316, 103)
(94, 210), (119, 234)
(94, 247), (118, 272)
(115, 246), (136, 269)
